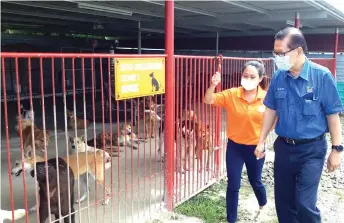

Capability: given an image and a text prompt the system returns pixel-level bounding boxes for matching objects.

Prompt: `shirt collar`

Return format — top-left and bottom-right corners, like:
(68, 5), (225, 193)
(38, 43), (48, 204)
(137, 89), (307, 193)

(236, 86), (265, 100)
(284, 57), (309, 81)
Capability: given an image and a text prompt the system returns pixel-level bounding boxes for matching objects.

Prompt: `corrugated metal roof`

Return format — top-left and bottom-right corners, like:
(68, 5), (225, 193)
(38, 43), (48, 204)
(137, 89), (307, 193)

(1, 1), (344, 39)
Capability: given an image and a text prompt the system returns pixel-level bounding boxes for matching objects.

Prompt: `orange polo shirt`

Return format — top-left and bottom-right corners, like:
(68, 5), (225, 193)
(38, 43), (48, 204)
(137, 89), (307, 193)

(213, 86), (266, 145)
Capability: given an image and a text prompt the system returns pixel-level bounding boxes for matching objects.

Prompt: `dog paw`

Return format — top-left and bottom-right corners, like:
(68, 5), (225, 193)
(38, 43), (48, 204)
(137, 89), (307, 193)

(29, 205), (37, 213)
(102, 199), (109, 205)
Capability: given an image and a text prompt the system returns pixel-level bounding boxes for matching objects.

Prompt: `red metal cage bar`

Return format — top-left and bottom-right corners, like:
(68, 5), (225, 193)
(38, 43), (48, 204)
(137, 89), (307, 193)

(1, 52), (167, 223)
(1, 50), (337, 222)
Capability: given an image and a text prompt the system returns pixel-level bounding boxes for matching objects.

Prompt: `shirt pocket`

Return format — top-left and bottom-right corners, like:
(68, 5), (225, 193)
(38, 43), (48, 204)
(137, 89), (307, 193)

(301, 93), (320, 116)
(274, 90), (287, 112)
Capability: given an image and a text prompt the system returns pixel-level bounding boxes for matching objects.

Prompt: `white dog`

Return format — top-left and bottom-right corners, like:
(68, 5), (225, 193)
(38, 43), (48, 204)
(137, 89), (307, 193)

(0, 209), (26, 223)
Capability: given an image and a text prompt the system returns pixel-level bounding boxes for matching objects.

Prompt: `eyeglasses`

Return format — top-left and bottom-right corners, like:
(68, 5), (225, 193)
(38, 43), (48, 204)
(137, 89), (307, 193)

(272, 47), (299, 57)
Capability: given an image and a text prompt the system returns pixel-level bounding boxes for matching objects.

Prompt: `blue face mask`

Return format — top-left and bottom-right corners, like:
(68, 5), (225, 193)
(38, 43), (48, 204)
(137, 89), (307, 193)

(274, 55), (292, 71)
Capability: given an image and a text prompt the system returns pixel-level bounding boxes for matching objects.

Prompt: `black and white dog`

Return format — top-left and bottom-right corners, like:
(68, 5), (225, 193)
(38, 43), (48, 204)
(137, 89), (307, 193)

(30, 157), (75, 223)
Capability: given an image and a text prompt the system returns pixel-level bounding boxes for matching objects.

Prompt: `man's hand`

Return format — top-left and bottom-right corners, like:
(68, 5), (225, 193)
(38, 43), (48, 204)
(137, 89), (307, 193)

(254, 142), (266, 160)
(327, 150), (342, 172)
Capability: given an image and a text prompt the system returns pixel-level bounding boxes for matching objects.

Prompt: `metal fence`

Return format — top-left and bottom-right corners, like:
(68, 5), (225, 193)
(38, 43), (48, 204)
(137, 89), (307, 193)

(0, 52), (336, 223)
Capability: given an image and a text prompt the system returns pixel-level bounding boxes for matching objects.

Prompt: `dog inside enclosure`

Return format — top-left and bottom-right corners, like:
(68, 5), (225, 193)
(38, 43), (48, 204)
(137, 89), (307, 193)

(66, 109), (92, 130)
(137, 96), (162, 139)
(15, 104), (51, 155)
(11, 144), (112, 211)
(3, 95), (167, 222)
(30, 156), (76, 223)
(84, 123), (146, 151)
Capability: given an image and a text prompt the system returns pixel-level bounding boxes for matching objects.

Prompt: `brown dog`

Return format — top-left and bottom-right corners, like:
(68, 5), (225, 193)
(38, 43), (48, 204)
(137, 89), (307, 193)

(15, 115), (50, 154)
(86, 124), (146, 151)
(66, 110), (91, 130)
(138, 97), (161, 139)
(195, 122), (215, 171)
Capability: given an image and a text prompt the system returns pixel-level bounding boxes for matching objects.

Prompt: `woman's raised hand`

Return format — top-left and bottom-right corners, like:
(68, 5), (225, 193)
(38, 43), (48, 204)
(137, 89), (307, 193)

(211, 72), (221, 87)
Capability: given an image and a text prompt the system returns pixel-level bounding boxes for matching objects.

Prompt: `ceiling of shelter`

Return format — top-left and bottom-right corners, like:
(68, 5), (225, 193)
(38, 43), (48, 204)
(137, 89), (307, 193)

(1, 0), (344, 39)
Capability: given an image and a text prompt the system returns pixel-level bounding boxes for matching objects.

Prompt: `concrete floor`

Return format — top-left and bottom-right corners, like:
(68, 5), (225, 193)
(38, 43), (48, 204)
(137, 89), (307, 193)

(1, 98), (233, 223)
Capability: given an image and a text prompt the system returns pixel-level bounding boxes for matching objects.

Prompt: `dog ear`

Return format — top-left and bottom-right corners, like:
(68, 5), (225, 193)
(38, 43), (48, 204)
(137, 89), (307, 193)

(69, 136), (74, 142)
(25, 145), (33, 158)
(30, 169), (35, 178)
(80, 135), (85, 141)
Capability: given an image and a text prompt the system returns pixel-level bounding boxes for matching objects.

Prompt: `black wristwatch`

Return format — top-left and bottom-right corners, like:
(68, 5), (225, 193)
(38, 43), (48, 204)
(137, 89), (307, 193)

(332, 145), (344, 152)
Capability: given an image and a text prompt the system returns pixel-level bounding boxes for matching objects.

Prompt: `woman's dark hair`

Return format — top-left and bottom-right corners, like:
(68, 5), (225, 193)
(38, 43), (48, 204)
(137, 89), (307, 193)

(242, 60), (267, 90)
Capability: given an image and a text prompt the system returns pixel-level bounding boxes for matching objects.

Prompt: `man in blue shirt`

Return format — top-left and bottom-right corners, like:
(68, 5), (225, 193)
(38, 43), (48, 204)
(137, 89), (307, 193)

(254, 27), (343, 223)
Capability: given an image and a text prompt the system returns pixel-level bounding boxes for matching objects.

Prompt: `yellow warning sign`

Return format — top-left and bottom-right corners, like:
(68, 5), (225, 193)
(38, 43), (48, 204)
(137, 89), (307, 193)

(114, 58), (165, 100)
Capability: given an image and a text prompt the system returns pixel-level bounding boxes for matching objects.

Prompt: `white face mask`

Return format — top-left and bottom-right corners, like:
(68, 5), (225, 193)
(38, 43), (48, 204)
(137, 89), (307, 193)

(274, 55), (292, 71)
(241, 78), (258, 91)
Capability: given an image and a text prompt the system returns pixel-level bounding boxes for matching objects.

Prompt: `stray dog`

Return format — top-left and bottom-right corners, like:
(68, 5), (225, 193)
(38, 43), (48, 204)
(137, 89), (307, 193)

(20, 104), (30, 119)
(158, 119), (196, 173)
(149, 72), (160, 92)
(12, 146), (112, 206)
(0, 209), (26, 223)
(184, 108), (198, 122)
(195, 122), (217, 171)
(66, 110), (91, 130)
(78, 124), (145, 151)
(138, 97), (161, 139)
(158, 109), (197, 158)
(30, 157), (75, 223)
(15, 111), (50, 154)
(71, 135), (122, 157)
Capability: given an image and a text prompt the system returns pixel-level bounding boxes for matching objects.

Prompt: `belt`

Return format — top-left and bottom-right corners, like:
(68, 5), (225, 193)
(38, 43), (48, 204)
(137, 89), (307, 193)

(278, 134), (325, 145)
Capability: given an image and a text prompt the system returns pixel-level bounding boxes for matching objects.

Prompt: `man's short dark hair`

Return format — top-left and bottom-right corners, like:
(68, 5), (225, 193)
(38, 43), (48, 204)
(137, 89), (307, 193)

(274, 27), (308, 53)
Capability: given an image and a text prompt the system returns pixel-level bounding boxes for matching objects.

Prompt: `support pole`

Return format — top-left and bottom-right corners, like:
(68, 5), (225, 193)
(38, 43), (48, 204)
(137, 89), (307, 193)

(295, 12), (300, 29)
(164, 0), (174, 211)
(216, 32), (219, 55)
(215, 55), (222, 179)
(138, 21), (142, 54)
(333, 28), (339, 79)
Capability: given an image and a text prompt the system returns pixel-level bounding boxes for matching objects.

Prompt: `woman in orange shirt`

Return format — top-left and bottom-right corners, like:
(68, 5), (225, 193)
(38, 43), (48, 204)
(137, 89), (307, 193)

(204, 60), (268, 223)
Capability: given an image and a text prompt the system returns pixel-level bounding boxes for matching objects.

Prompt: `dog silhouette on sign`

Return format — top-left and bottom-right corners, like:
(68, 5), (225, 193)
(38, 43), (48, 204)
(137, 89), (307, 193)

(149, 72), (161, 92)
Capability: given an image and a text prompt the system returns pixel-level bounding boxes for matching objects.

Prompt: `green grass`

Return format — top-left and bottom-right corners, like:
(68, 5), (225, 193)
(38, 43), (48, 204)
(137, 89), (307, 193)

(174, 180), (228, 223)
(174, 178), (279, 223)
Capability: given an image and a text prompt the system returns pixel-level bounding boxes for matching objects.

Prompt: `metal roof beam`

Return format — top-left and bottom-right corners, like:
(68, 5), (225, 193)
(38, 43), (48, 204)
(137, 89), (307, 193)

(285, 20), (317, 29)
(1, 17), (138, 31)
(221, 0), (271, 14)
(141, 0), (217, 17)
(70, 1), (164, 18)
(3, 2), (151, 22)
(181, 11), (328, 24)
(1, 15), (82, 26)
(242, 22), (280, 31)
(304, 0), (344, 22)
(187, 27), (343, 38)
(1, 8), (104, 23)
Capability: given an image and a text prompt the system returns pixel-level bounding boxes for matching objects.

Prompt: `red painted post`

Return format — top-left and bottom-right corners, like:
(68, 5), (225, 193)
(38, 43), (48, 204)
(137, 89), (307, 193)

(215, 55), (223, 179)
(333, 28), (339, 79)
(165, 0), (175, 211)
(295, 12), (300, 29)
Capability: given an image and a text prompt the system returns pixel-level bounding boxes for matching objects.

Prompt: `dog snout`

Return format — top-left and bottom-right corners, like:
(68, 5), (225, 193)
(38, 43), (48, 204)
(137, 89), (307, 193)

(12, 168), (22, 177)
